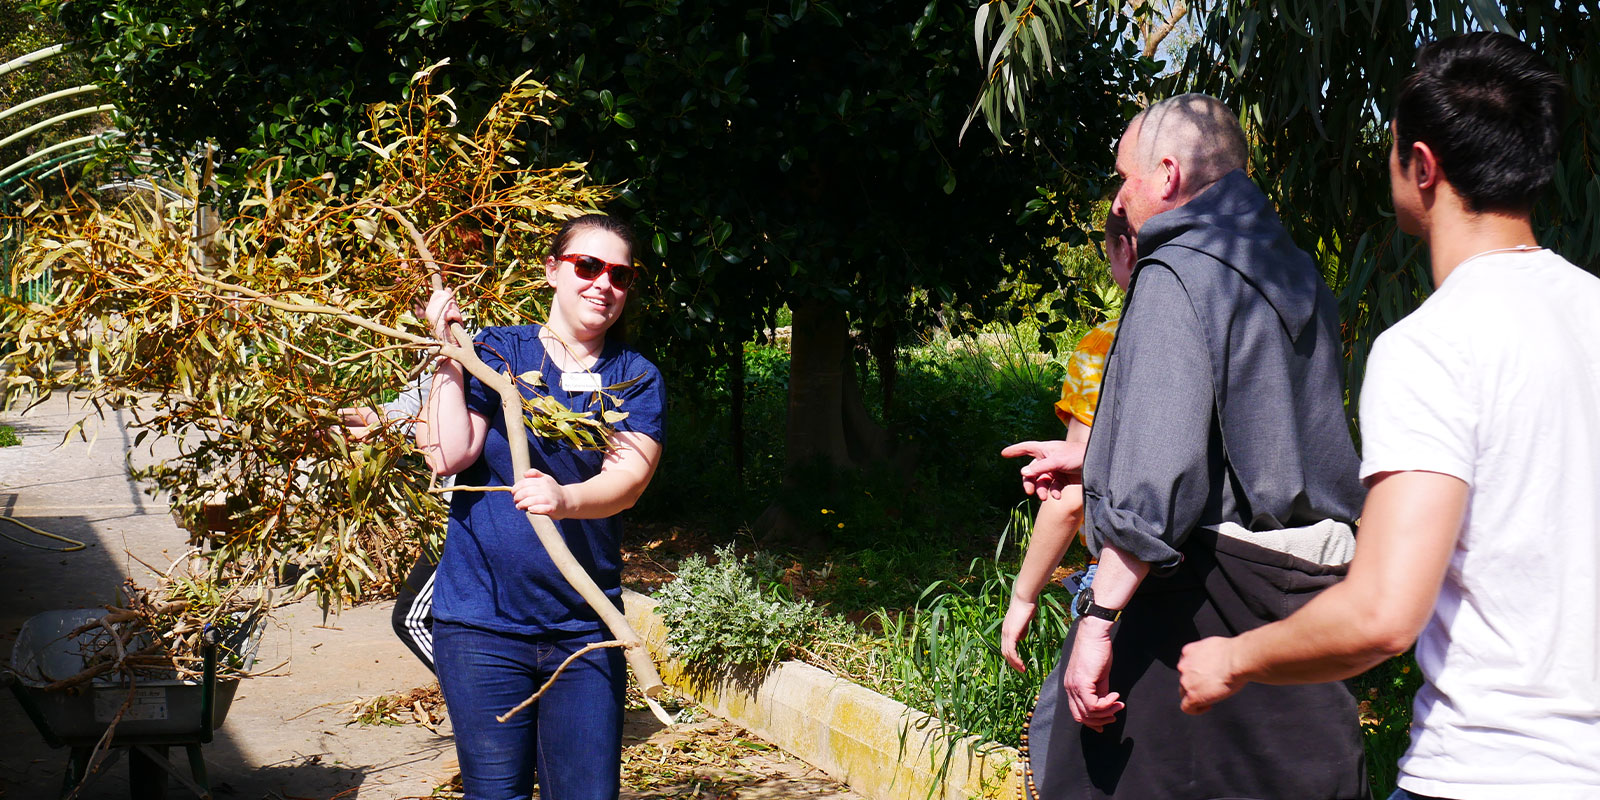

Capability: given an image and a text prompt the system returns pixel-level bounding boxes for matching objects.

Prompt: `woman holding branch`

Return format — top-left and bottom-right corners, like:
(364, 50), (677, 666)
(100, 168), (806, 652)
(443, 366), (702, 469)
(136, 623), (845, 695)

(418, 214), (664, 799)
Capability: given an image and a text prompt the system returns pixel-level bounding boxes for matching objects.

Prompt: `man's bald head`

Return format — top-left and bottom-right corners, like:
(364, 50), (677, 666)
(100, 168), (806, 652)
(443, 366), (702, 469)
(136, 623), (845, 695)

(1130, 94), (1248, 195)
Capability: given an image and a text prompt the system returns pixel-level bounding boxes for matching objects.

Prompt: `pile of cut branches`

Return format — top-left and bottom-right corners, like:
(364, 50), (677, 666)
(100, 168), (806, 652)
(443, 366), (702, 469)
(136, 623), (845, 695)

(41, 575), (268, 692)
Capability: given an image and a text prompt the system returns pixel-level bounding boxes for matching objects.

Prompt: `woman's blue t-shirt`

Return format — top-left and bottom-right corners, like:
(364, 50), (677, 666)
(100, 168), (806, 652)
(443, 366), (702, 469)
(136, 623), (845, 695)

(432, 324), (665, 637)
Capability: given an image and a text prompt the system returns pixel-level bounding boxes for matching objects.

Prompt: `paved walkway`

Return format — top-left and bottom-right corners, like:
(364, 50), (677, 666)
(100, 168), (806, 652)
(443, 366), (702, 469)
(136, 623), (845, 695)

(1, 392), (861, 800)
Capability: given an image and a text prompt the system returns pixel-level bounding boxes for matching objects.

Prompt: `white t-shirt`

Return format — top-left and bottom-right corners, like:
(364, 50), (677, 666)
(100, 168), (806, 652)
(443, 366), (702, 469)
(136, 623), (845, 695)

(1359, 249), (1600, 799)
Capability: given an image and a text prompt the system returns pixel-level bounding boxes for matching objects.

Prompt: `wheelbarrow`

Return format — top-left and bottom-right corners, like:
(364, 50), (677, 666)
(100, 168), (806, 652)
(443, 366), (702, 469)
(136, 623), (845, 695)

(3, 607), (265, 800)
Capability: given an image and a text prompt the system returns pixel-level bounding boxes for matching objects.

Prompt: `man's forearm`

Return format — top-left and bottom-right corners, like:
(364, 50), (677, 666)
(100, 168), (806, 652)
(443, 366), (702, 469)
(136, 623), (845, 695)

(1229, 579), (1405, 684)
(1180, 471), (1467, 706)
(1085, 543), (1150, 610)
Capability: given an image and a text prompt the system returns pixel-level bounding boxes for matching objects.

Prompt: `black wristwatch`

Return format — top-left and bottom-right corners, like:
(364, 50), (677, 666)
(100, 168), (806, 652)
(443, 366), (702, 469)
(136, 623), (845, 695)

(1074, 587), (1122, 623)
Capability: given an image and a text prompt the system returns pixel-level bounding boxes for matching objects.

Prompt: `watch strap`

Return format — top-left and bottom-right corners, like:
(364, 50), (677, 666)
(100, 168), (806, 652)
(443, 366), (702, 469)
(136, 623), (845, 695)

(1080, 602), (1122, 623)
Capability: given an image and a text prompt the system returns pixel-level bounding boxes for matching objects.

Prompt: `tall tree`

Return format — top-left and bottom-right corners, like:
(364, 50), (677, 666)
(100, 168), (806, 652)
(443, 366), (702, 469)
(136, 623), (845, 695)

(512, 0), (1143, 541)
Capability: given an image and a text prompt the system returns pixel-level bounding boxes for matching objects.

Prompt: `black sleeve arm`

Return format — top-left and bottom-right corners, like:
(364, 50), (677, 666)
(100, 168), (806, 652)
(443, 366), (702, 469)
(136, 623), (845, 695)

(1082, 265), (1217, 570)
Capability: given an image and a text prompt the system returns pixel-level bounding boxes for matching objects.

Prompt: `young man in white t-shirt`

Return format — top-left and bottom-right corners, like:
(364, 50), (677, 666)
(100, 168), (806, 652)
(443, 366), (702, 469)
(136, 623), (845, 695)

(1174, 32), (1599, 800)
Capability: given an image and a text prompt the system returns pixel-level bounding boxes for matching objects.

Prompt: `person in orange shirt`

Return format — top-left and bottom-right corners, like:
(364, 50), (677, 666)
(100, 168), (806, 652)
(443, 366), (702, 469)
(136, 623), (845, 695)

(999, 212), (1135, 673)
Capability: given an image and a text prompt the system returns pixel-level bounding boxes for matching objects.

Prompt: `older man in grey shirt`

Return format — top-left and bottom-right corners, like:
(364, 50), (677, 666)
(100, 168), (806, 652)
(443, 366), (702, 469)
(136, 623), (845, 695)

(1007, 94), (1368, 798)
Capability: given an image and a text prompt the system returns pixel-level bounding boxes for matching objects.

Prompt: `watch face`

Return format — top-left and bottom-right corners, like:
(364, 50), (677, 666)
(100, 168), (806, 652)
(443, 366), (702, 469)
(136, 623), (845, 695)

(1074, 587), (1094, 617)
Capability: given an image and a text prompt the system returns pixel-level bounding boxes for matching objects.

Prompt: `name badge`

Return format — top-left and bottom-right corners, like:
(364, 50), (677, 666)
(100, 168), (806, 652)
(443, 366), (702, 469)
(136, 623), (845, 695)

(559, 372), (605, 393)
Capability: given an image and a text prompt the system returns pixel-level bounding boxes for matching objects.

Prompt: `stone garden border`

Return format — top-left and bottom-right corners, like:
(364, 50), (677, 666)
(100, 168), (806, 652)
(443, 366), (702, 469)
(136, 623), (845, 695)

(622, 590), (1024, 800)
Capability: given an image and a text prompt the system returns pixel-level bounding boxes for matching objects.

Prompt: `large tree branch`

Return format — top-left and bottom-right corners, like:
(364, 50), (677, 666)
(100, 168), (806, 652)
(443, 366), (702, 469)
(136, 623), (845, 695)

(1142, 1), (1189, 58)
(437, 317), (671, 724)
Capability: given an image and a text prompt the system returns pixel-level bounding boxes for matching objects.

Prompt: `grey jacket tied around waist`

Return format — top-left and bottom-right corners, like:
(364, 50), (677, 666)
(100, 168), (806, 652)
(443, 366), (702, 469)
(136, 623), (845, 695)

(1082, 169), (1364, 570)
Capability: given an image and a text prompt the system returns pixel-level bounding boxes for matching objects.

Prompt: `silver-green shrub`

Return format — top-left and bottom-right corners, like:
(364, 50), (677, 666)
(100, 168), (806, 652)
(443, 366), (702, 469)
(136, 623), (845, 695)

(654, 544), (851, 670)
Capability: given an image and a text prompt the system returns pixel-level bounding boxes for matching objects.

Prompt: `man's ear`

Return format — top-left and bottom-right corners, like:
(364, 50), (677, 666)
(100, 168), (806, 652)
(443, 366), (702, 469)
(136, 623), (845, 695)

(1410, 141), (1441, 191)
(1160, 155), (1182, 201)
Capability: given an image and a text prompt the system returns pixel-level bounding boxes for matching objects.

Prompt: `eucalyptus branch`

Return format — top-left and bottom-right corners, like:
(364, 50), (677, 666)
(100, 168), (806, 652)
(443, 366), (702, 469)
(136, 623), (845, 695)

(436, 318), (670, 713)
(259, 332), (429, 368)
(3, 67), (653, 710)
(187, 272), (452, 353)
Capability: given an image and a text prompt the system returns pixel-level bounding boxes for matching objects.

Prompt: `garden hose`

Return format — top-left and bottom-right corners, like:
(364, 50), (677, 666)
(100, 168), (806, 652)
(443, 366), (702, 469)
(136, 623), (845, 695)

(0, 515), (86, 552)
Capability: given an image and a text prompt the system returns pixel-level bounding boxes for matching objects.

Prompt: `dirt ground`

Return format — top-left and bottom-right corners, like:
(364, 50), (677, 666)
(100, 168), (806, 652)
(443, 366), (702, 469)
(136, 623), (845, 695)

(1, 393), (859, 799)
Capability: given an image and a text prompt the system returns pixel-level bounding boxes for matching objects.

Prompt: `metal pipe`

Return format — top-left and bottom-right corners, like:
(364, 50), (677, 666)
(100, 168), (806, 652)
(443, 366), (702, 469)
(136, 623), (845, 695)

(0, 44), (68, 80)
(0, 84), (101, 126)
(0, 151), (99, 198)
(0, 134), (102, 183)
(0, 105), (115, 152)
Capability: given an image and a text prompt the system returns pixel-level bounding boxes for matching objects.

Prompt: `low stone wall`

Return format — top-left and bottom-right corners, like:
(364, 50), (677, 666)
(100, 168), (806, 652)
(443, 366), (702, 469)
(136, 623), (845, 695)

(623, 590), (1024, 800)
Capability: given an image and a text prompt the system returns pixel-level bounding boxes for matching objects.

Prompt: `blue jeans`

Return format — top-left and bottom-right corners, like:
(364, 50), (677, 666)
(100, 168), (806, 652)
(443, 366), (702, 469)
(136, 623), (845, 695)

(434, 622), (625, 800)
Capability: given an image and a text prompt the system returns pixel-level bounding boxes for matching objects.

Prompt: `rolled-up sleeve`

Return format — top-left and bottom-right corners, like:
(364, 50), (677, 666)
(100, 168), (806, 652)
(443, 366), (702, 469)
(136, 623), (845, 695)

(1082, 265), (1216, 570)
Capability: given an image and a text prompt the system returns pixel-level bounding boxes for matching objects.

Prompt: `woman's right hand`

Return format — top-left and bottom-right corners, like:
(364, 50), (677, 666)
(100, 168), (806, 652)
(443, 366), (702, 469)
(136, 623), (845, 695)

(1001, 593), (1038, 673)
(425, 288), (466, 344)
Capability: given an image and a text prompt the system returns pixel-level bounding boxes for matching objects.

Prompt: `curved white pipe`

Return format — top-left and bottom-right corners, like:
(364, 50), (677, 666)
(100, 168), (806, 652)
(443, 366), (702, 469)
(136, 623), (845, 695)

(0, 84), (101, 125)
(0, 105), (115, 151)
(0, 134), (102, 183)
(0, 44), (67, 80)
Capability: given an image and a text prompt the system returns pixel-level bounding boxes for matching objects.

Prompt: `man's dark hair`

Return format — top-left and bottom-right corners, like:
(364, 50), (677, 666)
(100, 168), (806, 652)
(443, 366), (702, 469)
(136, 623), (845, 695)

(1395, 32), (1566, 213)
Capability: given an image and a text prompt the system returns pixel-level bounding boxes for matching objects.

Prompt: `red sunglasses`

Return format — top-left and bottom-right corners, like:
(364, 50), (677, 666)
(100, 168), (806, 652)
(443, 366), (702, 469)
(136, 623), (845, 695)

(555, 253), (640, 290)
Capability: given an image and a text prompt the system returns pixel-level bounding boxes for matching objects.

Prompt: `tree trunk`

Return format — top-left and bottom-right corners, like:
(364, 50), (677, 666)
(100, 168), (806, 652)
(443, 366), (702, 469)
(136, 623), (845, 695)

(782, 299), (854, 470)
(728, 340), (745, 486)
(757, 298), (892, 549)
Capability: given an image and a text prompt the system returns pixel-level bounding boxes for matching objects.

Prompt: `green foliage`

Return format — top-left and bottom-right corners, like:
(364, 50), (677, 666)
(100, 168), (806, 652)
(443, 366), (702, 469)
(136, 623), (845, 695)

(1170, 1), (1600, 399)
(45, 0), (1146, 483)
(654, 544), (855, 669)
(882, 503), (1073, 748)
(35, 0), (514, 190)
(974, 0), (1600, 401)
(1349, 650), (1425, 797)
(0, 422), (18, 446)
(965, 1), (1159, 144)
(525, 0), (1141, 390)
(644, 322), (1078, 581)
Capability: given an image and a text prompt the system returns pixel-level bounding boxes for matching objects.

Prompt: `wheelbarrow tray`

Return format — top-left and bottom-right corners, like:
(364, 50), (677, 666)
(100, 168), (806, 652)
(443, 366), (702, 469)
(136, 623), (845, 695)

(8, 609), (258, 748)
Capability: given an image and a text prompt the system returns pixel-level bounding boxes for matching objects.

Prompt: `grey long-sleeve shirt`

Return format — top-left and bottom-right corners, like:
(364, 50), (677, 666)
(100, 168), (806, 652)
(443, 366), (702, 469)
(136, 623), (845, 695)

(1082, 171), (1364, 570)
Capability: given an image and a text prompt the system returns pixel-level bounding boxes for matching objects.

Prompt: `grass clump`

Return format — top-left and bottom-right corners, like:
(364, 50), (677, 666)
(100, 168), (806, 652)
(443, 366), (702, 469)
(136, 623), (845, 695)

(0, 424), (19, 447)
(881, 503), (1075, 749)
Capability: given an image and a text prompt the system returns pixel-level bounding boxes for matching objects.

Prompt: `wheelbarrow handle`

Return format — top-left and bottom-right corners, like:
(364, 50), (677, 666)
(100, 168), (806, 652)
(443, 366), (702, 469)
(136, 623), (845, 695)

(197, 624), (218, 743)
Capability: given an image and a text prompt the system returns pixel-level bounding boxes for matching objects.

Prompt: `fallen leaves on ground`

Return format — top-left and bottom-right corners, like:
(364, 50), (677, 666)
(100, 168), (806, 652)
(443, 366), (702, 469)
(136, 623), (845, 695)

(345, 682), (447, 732)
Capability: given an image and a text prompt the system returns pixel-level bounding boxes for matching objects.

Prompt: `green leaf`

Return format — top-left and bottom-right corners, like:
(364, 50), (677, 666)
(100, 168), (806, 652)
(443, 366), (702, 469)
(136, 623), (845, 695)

(973, 2), (992, 68)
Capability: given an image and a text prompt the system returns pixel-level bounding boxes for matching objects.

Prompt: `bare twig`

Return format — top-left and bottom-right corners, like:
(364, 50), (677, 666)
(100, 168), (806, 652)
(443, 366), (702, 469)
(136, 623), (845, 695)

(260, 331), (429, 367)
(427, 484), (513, 494)
(62, 681), (134, 800)
(1140, 0), (1190, 58)
(497, 639), (628, 722)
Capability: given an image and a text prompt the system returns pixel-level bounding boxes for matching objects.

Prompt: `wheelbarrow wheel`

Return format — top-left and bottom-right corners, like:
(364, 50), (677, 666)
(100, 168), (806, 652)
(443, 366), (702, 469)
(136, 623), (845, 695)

(129, 745), (169, 800)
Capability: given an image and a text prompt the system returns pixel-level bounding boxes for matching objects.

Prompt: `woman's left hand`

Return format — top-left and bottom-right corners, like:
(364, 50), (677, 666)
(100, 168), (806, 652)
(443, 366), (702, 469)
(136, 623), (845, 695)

(511, 468), (572, 519)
